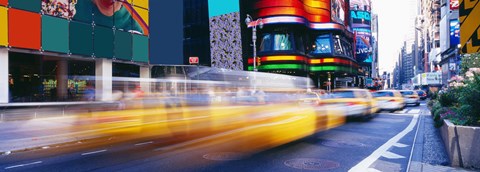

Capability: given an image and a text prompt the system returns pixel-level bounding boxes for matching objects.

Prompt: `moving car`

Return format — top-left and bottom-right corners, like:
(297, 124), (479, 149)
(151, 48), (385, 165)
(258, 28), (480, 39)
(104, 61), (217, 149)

(400, 90), (420, 106)
(415, 90), (427, 100)
(372, 90), (405, 112)
(321, 88), (378, 118)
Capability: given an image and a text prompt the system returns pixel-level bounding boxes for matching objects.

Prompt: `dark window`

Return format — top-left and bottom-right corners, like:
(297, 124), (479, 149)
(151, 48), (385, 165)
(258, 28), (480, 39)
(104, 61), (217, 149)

(312, 35), (332, 54)
(373, 91), (394, 97)
(330, 91), (355, 98)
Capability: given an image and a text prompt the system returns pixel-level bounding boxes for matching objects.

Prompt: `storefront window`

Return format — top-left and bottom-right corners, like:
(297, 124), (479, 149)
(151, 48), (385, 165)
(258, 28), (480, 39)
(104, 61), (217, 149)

(273, 33), (293, 51)
(259, 34), (272, 52)
(312, 35), (332, 54)
(9, 52), (95, 102)
(333, 36), (345, 55)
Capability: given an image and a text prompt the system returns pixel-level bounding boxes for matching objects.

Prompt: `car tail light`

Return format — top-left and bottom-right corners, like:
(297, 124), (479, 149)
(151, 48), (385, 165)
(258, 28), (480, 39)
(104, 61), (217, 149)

(389, 99), (396, 102)
(347, 102), (356, 106)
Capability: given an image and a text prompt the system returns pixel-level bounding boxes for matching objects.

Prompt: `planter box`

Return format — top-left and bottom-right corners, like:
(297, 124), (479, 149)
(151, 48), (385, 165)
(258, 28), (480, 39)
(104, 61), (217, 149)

(440, 119), (480, 169)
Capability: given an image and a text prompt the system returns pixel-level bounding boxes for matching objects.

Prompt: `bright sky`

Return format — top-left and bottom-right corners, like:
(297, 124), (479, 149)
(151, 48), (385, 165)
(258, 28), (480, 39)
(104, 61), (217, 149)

(372, 0), (417, 74)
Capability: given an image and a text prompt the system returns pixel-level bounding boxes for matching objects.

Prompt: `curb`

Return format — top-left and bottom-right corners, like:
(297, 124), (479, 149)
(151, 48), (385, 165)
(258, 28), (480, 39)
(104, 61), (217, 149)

(408, 109), (426, 172)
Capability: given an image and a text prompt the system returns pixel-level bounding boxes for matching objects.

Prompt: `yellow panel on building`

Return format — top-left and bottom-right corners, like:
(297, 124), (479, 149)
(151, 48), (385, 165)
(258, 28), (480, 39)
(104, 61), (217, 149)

(134, 6), (148, 26)
(0, 6), (7, 46)
(460, 0), (480, 53)
(134, 0), (149, 9)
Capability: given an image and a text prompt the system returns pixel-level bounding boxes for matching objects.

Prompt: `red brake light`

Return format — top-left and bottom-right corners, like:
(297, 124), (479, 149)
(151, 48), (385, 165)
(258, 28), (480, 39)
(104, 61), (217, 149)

(389, 99), (396, 102)
(347, 102), (356, 106)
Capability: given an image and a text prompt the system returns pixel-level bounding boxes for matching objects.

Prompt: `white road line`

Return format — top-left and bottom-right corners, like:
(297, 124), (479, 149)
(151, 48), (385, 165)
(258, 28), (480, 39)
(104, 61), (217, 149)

(349, 114), (419, 172)
(409, 109), (420, 114)
(81, 149), (107, 156)
(382, 151), (406, 159)
(393, 143), (409, 148)
(406, 114), (422, 172)
(135, 141), (153, 146)
(4, 161), (42, 170)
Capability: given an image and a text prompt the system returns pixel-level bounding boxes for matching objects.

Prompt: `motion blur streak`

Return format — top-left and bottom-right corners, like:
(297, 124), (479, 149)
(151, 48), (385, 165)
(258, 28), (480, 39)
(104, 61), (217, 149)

(2, 69), (350, 170)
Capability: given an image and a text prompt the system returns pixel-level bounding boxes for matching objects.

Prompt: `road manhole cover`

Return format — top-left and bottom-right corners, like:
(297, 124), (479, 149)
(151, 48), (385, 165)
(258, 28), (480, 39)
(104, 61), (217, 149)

(320, 139), (366, 148)
(203, 152), (246, 161)
(284, 158), (340, 170)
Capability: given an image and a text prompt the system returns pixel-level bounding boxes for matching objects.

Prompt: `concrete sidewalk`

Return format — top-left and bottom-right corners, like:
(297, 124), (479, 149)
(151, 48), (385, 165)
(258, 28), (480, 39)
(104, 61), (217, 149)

(409, 107), (476, 172)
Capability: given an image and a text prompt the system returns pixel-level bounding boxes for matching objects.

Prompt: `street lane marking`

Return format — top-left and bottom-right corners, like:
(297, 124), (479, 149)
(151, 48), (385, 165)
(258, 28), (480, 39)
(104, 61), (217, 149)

(349, 114), (419, 172)
(367, 168), (382, 172)
(382, 151), (406, 159)
(81, 149), (107, 156)
(397, 110), (407, 113)
(4, 161), (42, 170)
(406, 113), (423, 172)
(393, 143), (409, 148)
(409, 109), (420, 114)
(135, 141), (153, 146)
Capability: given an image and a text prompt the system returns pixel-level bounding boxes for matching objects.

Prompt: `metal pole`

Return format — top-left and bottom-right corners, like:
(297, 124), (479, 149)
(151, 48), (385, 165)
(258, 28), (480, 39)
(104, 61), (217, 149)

(253, 27), (257, 72)
(253, 25), (257, 91)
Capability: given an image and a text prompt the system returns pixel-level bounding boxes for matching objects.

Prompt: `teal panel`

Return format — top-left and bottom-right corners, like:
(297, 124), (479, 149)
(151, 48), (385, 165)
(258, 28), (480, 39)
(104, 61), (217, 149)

(208, 0), (239, 17)
(94, 26), (114, 59)
(70, 21), (93, 56)
(42, 16), (69, 53)
(72, 0), (93, 23)
(114, 30), (132, 60)
(9, 0), (41, 12)
(93, 4), (113, 28)
(132, 34), (148, 63)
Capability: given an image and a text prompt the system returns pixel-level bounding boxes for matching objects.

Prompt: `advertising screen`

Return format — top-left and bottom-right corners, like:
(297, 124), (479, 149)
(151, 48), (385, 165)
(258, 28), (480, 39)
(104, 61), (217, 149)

(354, 27), (372, 63)
(450, 19), (460, 47)
(350, 0), (371, 11)
(351, 10), (371, 28)
(41, 0), (149, 35)
(331, 0), (346, 25)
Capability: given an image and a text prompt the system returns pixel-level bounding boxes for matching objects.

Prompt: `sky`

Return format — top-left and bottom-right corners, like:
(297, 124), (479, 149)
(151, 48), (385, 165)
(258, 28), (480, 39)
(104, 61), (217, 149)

(372, 0), (417, 74)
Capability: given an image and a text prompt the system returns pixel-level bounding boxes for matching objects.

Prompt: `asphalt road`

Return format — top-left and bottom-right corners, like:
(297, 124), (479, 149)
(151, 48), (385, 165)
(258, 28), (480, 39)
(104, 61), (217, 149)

(0, 104), (426, 172)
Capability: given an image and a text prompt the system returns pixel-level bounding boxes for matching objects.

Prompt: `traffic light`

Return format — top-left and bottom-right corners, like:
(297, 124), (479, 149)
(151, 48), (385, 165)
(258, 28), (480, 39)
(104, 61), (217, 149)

(256, 57), (261, 66)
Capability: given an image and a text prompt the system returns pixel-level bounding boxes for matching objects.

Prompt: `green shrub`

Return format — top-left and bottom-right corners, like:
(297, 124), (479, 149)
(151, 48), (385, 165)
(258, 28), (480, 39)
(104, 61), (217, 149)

(427, 99), (436, 109)
(438, 89), (458, 107)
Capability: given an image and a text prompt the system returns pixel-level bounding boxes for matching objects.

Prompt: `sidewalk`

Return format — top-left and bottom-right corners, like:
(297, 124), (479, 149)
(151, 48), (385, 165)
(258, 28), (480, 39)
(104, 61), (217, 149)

(409, 106), (475, 172)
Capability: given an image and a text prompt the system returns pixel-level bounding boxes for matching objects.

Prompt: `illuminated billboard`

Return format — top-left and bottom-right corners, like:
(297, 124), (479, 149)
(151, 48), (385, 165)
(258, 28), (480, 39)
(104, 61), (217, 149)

(450, 19), (460, 47)
(331, 0), (346, 25)
(350, 0), (372, 64)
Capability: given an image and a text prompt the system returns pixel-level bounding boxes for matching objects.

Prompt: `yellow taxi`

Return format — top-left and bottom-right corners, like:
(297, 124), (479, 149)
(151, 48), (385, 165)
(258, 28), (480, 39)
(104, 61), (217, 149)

(400, 90), (420, 106)
(321, 88), (378, 118)
(372, 90), (405, 112)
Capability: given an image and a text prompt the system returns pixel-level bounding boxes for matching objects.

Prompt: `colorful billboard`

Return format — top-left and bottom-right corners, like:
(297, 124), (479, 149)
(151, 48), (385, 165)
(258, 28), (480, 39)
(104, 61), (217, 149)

(450, 19), (460, 48)
(0, 0), (150, 63)
(41, 0), (149, 36)
(331, 0), (346, 25)
(350, 0), (372, 64)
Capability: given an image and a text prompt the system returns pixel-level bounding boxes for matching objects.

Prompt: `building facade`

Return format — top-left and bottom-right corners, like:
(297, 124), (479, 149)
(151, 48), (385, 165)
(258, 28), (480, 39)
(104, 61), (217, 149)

(419, 0), (442, 72)
(438, 0), (460, 85)
(241, 0), (359, 89)
(0, 0), (150, 103)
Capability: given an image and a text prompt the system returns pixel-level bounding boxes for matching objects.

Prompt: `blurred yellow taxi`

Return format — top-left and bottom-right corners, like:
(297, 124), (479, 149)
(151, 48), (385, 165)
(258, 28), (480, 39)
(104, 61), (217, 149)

(400, 90), (420, 106)
(321, 88), (378, 118)
(372, 90), (405, 112)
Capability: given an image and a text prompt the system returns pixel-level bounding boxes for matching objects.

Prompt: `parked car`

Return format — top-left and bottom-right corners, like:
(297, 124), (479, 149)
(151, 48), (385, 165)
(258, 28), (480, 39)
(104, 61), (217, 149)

(400, 90), (420, 106)
(372, 90), (405, 112)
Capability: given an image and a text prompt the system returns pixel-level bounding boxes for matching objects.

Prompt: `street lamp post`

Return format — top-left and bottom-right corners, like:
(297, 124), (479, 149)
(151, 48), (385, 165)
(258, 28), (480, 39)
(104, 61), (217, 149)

(245, 14), (263, 91)
(245, 14), (263, 72)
